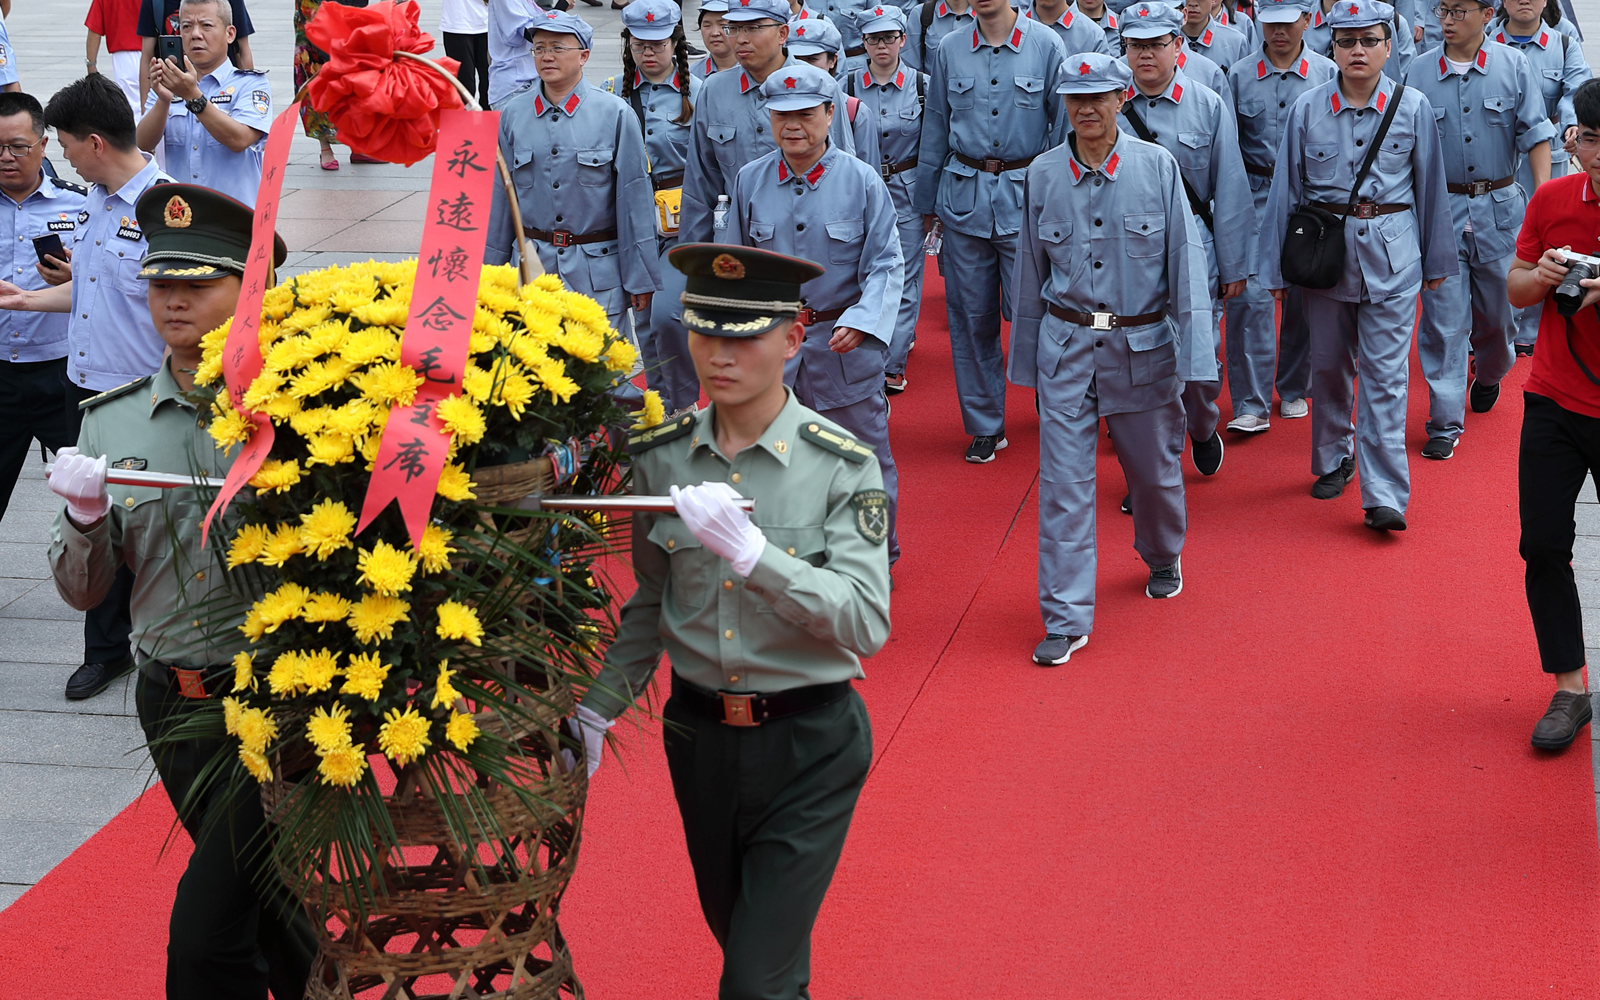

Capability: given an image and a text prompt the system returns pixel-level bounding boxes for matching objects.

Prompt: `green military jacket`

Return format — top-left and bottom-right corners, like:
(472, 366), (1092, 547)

(48, 357), (251, 675)
(585, 389), (893, 719)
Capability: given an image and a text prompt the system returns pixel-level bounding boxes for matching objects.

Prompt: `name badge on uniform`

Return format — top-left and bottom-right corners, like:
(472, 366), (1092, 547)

(47, 219), (75, 232)
(111, 457), (148, 471)
(116, 216), (142, 242)
(210, 86), (235, 105)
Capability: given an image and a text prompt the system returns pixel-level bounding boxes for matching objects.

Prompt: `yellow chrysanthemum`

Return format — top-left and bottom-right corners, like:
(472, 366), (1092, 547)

(264, 335), (320, 373)
(252, 582), (309, 634)
(324, 398), (378, 438)
(631, 390), (665, 429)
(357, 540), (417, 595)
(236, 705), (278, 754)
(240, 607), (267, 641)
(300, 648), (341, 693)
(430, 659), (459, 710)
(532, 273), (565, 293)
(289, 359), (350, 400)
(435, 394), (486, 446)
(331, 277), (379, 314)
(317, 743), (368, 787)
(261, 284), (296, 322)
(604, 336), (639, 373)
(445, 712), (480, 752)
(338, 326), (400, 366)
(377, 706), (432, 766)
(289, 405), (331, 437)
(305, 318), (351, 356)
(241, 371), (287, 410)
(302, 591), (352, 629)
(239, 746), (274, 784)
(231, 651), (256, 693)
(208, 404), (252, 449)
(259, 523), (305, 567)
(227, 523), (270, 569)
(279, 302), (333, 334)
(347, 594), (410, 644)
(355, 362), (424, 407)
(469, 328), (497, 354)
(194, 353), (223, 386)
(436, 464), (477, 502)
(556, 321), (604, 363)
(461, 363), (492, 403)
(481, 263), (518, 291)
(248, 459), (302, 495)
(417, 524), (455, 574)
(341, 650), (390, 700)
(298, 499), (356, 559)
(350, 296), (411, 329)
(266, 651), (304, 696)
(261, 393), (303, 421)
(221, 695), (243, 735)
(435, 600), (484, 647)
(305, 432), (356, 467)
(305, 703), (353, 754)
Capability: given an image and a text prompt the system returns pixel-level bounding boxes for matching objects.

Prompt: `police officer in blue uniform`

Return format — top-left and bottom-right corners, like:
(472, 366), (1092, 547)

(1121, 0), (1254, 475)
(727, 62), (906, 561)
(485, 11), (662, 342)
(1261, 0), (1456, 531)
(1010, 52), (1212, 666)
(1224, 0), (1336, 429)
(913, 0), (1067, 463)
(1411, 0), (1553, 459)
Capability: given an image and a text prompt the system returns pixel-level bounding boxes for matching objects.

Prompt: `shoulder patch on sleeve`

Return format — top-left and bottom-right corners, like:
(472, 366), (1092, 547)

(627, 413), (697, 454)
(77, 376), (152, 411)
(849, 489), (889, 544)
(800, 421), (875, 463)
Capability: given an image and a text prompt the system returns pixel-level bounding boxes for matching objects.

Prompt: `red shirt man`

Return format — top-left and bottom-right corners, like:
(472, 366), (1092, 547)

(86, 0), (144, 111)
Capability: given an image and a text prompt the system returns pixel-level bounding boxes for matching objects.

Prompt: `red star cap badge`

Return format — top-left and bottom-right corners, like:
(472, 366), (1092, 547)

(1079, 61), (1091, 74)
(1138, 5), (1149, 14)
(785, 76), (797, 87)
(874, 5), (883, 12)
(646, 10), (655, 19)
(1347, 3), (1357, 11)
(797, 24), (806, 33)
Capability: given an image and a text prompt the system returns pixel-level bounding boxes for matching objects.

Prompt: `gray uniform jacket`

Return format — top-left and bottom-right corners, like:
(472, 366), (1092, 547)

(1492, 21), (1592, 172)
(904, 0), (976, 71)
(912, 15), (1069, 238)
(603, 70), (705, 181)
(1023, 5), (1112, 56)
(1116, 47), (1233, 111)
(485, 81), (662, 297)
(1260, 75), (1457, 300)
(679, 59), (859, 243)
(729, 146), (906, 408)
(1410, 42), (1557, 261)
(846, 63), (927, 221)
(1184, 19), (1251, 70)
(1007, 131), (1215, 415)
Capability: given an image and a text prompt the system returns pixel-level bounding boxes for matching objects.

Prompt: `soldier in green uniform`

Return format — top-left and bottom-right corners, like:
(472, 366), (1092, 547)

(575, 243), (892, 1000)
(45, 183), (314, 1000)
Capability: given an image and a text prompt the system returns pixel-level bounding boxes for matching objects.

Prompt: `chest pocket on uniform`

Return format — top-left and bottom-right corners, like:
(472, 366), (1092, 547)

(947, 76), (975, 110)
(1482, 94), (1514, 127)
(1014, 76), (1044, 109)
(1236, 98), (1265, 120)
(1124, 213), (1164, 258)
(1037, 216), (1073, 272)
(707, 123), (738, 145)
(575, 147), (613, 187)
(825, 219), (865, 264)
(649, 518), (712, 611)
(1304, 141), (1340, 182)
(748, 221), (775, 244)
(1376, 127), (1415, 172)
(1175, 131), (1212, 171)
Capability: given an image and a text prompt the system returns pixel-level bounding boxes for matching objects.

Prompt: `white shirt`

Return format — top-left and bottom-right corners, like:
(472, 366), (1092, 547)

(441, 0), (489, 34)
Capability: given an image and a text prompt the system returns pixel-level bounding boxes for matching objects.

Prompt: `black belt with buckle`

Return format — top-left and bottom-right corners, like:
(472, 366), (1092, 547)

(881, 156), (917, 180)
(1310, 201), (1411, 219)
(651, 170), (684, 191)
(954, 152), (1037, 174)
(1047, 304), (1166, 330)
(671, 673), (853, 727)
(797, 305), (846, 325)
(523, 225), (619, 247)
(1445, 176), (1514, 197)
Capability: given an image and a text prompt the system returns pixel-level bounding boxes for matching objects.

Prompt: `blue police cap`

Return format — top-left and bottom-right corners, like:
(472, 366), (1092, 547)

(788, 15), (843, 55)
(526, 9), (595, 48)
(759, 61), (838, 109)
(1120, 1), (1184, 37)
(622, 0), (681, 39)
(855, 2), (908, 33)
(1255, 0), (1311, 22)
(1056, 51), (1134, 94)
(1326, 0), (1395, 29)
(723, 0), (791, 23)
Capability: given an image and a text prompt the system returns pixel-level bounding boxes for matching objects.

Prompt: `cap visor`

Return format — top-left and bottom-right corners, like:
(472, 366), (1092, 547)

(1256, 8), (1307, 20)
(628, 23), (677, 38)
(857, 17), (900, 33)
(680, 304), (792, 337)
(137, 257), (239, 281)
(1120, 26), (1177, 37)
(1056, 81), (1127, 95)
(786, 41), (830, 54)
(764, 94), (829, 110)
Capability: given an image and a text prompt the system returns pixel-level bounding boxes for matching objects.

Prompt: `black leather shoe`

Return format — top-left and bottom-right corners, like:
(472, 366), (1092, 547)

(1311, 457), (1355, 499)
(1531, 690), (1593, 750)
(1192, 431), (1224, 475)
(65, 656), (134, 701)
(1363, 506), (1407, 531)
(1469, 377), (1500, 414)
(1120, 494), (1131, 515)
(1515, 342), (1535, 358)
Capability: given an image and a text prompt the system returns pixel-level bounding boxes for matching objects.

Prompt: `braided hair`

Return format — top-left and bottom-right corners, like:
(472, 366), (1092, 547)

(620, 25), (695, 125)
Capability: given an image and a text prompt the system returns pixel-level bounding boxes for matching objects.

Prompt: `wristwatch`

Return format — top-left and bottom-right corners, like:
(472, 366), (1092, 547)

(185, 95), (208, 116)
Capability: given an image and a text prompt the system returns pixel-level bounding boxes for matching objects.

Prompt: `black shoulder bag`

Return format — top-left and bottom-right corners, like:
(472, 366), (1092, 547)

(1280, 82), (1404, 289)
(1121, 102), (1214, 233)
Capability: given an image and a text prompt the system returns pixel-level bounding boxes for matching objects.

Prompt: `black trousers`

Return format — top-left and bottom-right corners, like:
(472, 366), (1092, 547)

(62, 380), (135, 665)
(663, 681), (871, 1000)
(136, 672), (317, 1000)
(443, 31), (489, 110)
(1518, 391), (1600, 674)
(0, 357), (77, 522)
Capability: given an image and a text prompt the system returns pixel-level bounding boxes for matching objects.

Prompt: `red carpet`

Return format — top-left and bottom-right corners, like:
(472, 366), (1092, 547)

(3, 272), (1596, 998)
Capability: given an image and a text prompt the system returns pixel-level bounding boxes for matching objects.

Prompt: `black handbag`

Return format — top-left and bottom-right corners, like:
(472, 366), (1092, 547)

(1280, 83), (1405, 290)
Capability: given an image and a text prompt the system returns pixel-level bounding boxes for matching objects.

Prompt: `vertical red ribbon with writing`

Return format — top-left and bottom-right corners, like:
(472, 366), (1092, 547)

(356, 109), (500, 547)
(201, 102), (300, 548)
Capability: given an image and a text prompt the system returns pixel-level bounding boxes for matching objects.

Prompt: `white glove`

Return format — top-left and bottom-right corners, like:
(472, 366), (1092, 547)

(48, 447), (111, 526)
(562, 704), (613, 778)
(670, 481), (766, 577)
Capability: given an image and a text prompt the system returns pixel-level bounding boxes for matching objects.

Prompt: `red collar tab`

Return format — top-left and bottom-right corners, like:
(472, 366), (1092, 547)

(895, 69), (906, 87)
(1494, 29), (1504, 41)
(563, 91), (581, 114)
(1059, 10), (1074, 26)
(1539, 30), (1550, 45)
(1476, 47), (1488, 68)
(971, 27), (981, 47)
(1256, 58), (1267, 79)
(1298, 57), (1308, 76)
(1069, 157), (1082, 180)
(778, 159), (789, 181)
(1107, 12), (1118, 26)
(937, 0), (950, 14)
(1104, 151), (1121, 178)
(1176, 49), (1188, 67)
(1125, 84), (1135, 99)
(1201, 27), (1213, 44)
(1169, 80), (1183, 102)
(1438, 54), (1447, 76)
(1374, 87), (1387, 111)
(533, 94), (546, 115)
(1329, 89), (1341, 112)
(862, 69), (875, 88)
(1010, 26), (1023, 47)
(703, 55), (715, 72)
(740, 71), (755, 93)
(633, 69), (644, 88)
(806, 161), (826, 184)
(1312, 7), (1323, 25)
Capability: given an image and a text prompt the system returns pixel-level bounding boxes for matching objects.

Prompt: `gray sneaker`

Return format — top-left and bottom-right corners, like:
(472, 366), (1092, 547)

(1032, 633), (1088, 666)
(1145, 557), (1183, 599)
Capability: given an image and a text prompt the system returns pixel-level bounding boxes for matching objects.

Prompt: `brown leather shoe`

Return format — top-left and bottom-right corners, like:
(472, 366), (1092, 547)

(1531, 689), (1593, 750)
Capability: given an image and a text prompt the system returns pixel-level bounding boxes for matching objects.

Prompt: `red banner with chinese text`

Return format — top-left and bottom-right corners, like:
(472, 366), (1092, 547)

(201, 102), (300, 548)
(356, 109), (500, 547)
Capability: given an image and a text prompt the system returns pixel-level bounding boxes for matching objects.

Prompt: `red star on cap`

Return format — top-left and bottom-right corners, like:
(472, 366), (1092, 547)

(797, 24), (806, 33)
(646, 10), (655, 18)
(784, 76), (797, 87)
(874, 5), (883, 12)
(1079, 61), (1091, 73)
(1137, 5), (1149, 14)
(1347, 3), (1357, 11)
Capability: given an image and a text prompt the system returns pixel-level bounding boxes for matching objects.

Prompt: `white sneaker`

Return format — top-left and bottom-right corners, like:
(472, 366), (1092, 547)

(1279, 398), (1309, 419)
(1226, 413), (1270, 434)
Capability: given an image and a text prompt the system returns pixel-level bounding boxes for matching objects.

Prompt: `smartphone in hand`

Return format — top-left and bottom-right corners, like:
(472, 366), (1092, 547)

(157, 34), (184, 67)
(31, 234), (65, 269)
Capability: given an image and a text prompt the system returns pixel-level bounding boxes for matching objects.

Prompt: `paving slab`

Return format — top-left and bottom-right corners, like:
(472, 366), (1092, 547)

(0, 821), (117, 884)
(0, 763), (152, 826)
(0, 711), (148, 770)
(0, 662), (134, 716)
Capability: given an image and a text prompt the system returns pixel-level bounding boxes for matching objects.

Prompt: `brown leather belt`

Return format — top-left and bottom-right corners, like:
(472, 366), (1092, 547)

(845, 45), (866, 57)
(955, 152), (1037, 173)
(881, 156), (918, 179)
(671, 672), (853, 727)
(1243, 161), (1274, 177)
(1446, 176), (1514, 197)
(524, 225), (619, 247)
(798, 305), (846, 325)
(1048, 305), (1165, 330)
(651, 170), (684, 191)
(1310, 201), (1410, 218)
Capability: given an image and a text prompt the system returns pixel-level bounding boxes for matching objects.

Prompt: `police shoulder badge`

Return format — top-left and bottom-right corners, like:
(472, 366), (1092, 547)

(849, 489), (889, 545)
(712, 253), (745, 279)
(164, 195), (193, 229)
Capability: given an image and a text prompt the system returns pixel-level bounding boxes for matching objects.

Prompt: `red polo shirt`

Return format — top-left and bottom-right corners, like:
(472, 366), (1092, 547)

(1517, 172), (1600, 419)
(85, 0), (142, 53)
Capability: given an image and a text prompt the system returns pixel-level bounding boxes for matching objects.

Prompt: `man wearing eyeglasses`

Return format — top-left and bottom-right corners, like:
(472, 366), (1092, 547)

(1410, 0), (1553, 461)
(1260, 0), (1455, 532)
(1305, 0), (1417, 79)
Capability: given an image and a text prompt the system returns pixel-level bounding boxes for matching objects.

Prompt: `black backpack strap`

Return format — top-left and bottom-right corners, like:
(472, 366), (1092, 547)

(920, 0), (936, 66)
(1122, 101), (1214, 232)
(1346, 82), (1403, 209)
(846, 71), (856, 97)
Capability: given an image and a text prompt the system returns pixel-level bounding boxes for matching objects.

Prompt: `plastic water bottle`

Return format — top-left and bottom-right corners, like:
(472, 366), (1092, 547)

(713, 195), (730, 236)
(922, 218), (943, 257)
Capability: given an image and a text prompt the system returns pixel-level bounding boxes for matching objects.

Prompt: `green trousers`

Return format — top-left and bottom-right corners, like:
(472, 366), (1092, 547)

(663, 684), (872, 1000)
(136, 673), (318, 1000)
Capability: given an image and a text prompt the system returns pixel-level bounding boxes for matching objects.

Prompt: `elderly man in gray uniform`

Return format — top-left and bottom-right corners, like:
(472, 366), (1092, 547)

(726, 62), (906, 563)
(1261, 0), (1455, 531)
(1120, 0), (1255, 476)
(680, 0), (857, 245)
(1224, 0), (1336, 429)
(1411, 0), (1553, 460)
(485, 10), (661, 340)
(1010, 52), (1212, 666)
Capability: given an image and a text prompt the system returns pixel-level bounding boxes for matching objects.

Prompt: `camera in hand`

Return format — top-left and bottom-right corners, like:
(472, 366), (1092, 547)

(1555, 250), (1600, 317)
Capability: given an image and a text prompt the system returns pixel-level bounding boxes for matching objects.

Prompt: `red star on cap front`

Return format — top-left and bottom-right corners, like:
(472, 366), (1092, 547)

(1138, 5), (1149, 14)
(1347, 3), (1357, 11)
(785, 76), (797, 87)
(1079, 62), (1091, 74)
(797, 24), (806, 33)
(646, 10), (655, 19)
(875, 5), (884, 12)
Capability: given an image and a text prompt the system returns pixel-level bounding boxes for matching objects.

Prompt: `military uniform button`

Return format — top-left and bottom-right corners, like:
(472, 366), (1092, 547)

(667, 538), (676, 549)
(724, 580), (734, 590)
(196, 571), (205, 581)
(724, 629), (734, 639)
(786, 546), (796, 556)
(125, 496), (135, 507)
(731, 472), (741, 483)
(809, 423), (819, 432)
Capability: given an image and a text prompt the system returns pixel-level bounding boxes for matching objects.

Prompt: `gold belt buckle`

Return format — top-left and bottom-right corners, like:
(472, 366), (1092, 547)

(173, 667), (209, 699)
(720, 692), (759, 727)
